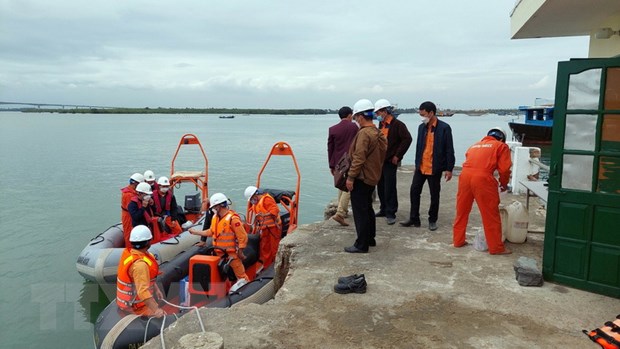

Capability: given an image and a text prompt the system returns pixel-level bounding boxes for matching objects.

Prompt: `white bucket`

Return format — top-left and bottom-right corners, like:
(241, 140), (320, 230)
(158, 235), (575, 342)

(504, 201), (529, 243)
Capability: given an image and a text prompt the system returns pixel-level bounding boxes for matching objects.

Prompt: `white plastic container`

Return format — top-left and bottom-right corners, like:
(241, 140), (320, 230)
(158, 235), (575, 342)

(503, 201), (529, 243)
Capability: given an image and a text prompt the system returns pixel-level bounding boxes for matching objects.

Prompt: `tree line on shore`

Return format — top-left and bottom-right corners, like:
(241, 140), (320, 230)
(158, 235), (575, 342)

(8, 106), (520, 115)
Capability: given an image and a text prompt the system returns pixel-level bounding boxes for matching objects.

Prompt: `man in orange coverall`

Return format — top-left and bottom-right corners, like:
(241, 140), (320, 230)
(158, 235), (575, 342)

(244, 186), (282, 270)
(452, 127), (513, 255)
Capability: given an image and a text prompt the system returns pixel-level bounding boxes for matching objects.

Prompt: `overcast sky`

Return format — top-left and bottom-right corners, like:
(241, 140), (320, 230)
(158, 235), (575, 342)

(0, 0), (590, 109)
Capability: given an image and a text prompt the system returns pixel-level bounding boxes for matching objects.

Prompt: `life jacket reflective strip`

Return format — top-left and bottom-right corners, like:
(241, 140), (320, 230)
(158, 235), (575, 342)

(254, 194), (281, 228)
(584, 316), (620, 349)
(153, 190), (173, 215)
(211, 212), (239, 253)
(116, 249), (159, 311)
(130, 196), (152, 223)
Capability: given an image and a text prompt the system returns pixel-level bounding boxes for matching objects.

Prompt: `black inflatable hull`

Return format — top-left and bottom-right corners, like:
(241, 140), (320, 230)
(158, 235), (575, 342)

(94, 265), (274, 349)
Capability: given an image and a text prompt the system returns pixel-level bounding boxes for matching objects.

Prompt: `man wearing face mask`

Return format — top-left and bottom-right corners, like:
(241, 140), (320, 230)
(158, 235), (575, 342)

(189, 193), (249, 291)
(121, 173), (144, 247)
(344, 99), (387, 253)
(401, 101), (455, 231)
(128, 182), (156, 233)
(374, 99), (412, 225)
(244, 186), (281, 270)
(152, 176), (182, 237)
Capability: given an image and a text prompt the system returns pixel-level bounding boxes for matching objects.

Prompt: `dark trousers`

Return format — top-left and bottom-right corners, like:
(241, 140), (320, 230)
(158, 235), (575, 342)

(351, 179), (375, 251)
(409, 170), (442, 224)
(377, 162), (398, 218)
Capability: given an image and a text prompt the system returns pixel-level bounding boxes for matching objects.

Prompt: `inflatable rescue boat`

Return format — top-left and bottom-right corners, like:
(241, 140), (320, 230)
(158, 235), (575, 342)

(93, 141), (301, 349)
(77, 134), (210, 284)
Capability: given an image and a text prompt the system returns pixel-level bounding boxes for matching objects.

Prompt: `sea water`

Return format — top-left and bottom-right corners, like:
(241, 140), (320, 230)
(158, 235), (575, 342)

(0, 111), (525, 348)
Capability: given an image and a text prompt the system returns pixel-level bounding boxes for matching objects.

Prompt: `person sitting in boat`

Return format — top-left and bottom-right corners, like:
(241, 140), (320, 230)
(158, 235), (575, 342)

(152, 176), (182, 237)
(121, 173), (144, 247)
(128, 182), (156, 234)
(188, 193), (249, 292)
(244, 185), (282, 271)
(144, 170), (159, 192)
(196, 197), (214, 247)
(116, 225), (166, 317)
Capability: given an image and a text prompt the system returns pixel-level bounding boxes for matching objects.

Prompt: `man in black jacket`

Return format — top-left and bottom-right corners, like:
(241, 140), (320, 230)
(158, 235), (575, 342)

(374, 99), (412, 225)
(401, 101), (455, 231)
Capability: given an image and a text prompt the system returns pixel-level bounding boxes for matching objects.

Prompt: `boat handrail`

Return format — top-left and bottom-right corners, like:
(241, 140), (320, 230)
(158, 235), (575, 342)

(529, 158), (550, 172)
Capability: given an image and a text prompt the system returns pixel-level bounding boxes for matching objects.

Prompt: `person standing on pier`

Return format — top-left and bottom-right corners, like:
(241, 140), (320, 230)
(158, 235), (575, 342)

(374, 99), (412, 225)
(327, 106), (359, 226)
(344, 99), (387, 253)
(401, 101), (455, 231)
(452, 127), (512, 255)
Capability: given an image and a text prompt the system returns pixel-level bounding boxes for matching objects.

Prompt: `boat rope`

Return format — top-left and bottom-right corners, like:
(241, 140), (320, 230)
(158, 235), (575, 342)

(149, 299), (206, 349)
(160, 236), (181, 245)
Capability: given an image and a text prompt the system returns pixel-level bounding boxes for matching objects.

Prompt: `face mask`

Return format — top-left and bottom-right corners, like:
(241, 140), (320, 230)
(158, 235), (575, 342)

(250, 197), (258, 205)
(143, 195), (152, 201)
(210, 207), (219, 216)
(160, 187), (169, 193)
(421, 116), (430, 124)
(376, 116), (383, 122)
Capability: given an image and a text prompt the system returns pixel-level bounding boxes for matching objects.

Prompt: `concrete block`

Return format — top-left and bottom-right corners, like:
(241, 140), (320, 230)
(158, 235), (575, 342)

(177, 332), (224, 349)
(513, 256), (543, 287)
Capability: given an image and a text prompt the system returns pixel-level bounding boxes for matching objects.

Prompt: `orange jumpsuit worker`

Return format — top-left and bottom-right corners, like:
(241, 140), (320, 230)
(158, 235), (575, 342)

(189, 193), (249, 292)
(116, 225), (165, 317)
(453, 127), (512, 255)
(244, 186), (282, 269)
(121, 173), (144, 247)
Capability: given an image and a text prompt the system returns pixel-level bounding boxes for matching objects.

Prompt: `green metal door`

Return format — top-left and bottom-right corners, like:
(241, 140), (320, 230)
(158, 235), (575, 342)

(543, 57), (620, 298)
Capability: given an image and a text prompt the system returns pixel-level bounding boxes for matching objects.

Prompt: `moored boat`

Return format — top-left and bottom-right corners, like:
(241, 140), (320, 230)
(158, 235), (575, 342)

(508, 99), (554, 144)
(76, 134), (209, 284)
(93, 141), (301, 349)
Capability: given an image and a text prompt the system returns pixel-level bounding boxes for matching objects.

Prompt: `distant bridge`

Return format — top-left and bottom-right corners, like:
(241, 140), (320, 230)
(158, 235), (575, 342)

(0, 101), (117, 109)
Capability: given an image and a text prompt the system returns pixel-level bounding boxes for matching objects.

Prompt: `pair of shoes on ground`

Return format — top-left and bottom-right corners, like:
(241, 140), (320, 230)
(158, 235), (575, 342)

(334, 274), (367, 294)
(331, 214), (349, 226)
(344, 245), (368, 253)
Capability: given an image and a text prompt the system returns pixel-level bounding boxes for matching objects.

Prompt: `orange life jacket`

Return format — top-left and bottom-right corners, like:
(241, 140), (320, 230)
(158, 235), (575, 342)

(584, 315), (620, 349)
(254, 194), (281, 229)
(116, 248), (159, 311)
(120, 186), (136, 212)
(211, 211), (240, 254)
(153, 190), (173, 216)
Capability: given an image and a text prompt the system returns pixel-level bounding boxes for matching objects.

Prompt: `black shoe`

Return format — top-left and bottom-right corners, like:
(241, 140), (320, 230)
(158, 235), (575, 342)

(337, 273), (365, 284)
(399, 219), (421, 227)
(429, 222), (438, 231)
(369, 239), (376, 247)
(334, 276), (367, 294)
(386, 217), (396, 225)
(375, 211), (386, 217)
(344, 245), (368, 253)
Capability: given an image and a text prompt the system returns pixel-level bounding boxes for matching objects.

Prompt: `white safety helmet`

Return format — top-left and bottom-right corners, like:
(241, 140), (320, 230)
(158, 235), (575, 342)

(244, 185), (258, 202)
(136, 182), (153, 195)
(352, 99), (374, 116)
(488, 127), (507, 143)
(209, 193), (229, 209)
(374, 99), (392, 112)
(144, 170), (156, 182)
(130, 173), (144, 183)
(157, 176), (170, 186)
(129, 225), (153, 242)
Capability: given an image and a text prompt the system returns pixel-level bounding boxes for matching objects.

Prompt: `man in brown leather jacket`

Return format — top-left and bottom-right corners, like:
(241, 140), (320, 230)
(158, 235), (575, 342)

(344, 99), (387, 253)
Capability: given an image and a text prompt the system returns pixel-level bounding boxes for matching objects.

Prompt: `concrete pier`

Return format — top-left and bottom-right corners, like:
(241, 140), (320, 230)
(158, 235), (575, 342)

(144, 166), (617, 349)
